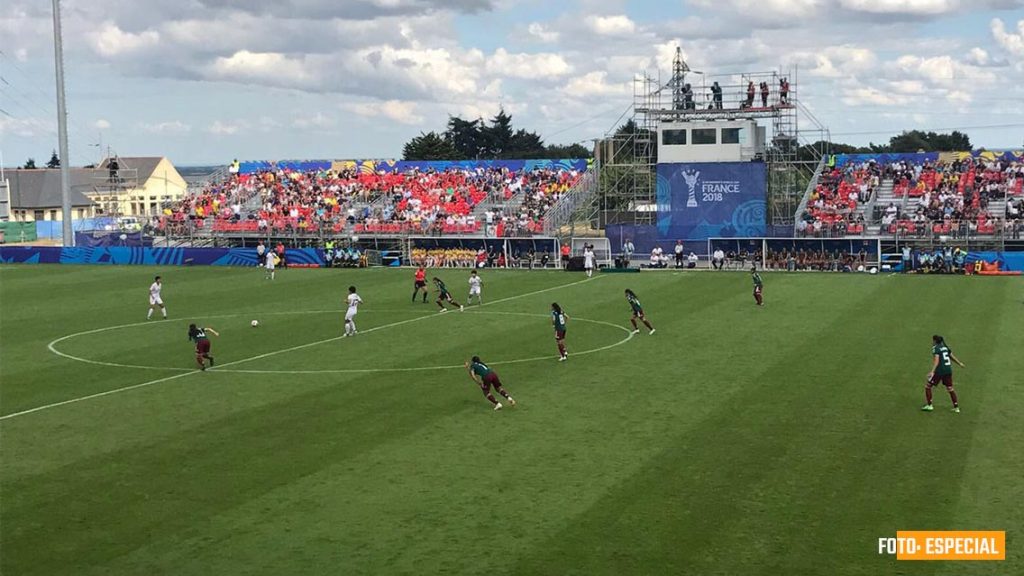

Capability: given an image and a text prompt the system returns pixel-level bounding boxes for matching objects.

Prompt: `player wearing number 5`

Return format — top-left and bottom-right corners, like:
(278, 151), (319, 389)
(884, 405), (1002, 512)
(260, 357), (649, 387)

(922, 334), (964, 413)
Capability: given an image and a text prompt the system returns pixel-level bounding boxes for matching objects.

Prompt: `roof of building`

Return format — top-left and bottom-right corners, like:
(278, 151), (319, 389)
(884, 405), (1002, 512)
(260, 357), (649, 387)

(5, 169), (100, 209)
(98, 157), (165, 182)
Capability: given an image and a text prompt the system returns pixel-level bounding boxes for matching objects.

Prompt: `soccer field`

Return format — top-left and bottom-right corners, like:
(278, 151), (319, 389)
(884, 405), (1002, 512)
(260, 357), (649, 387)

(1, 265), (1021, 575)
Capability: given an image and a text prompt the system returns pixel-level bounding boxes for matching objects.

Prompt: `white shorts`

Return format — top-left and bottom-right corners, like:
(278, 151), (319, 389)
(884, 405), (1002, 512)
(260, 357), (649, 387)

(584, 261), (594, 270)
(470, 287), (481, 295)
(265, 261), (275, 270)
(149, 296), (163, 306)
(345, 309), (357, 321)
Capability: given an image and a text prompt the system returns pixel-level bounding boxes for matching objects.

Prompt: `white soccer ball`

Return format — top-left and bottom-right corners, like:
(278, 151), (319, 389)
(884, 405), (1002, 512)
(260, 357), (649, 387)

(251, 320), (259, 327)
(857, 265), (865, 272)
(870, 267), (878, 275)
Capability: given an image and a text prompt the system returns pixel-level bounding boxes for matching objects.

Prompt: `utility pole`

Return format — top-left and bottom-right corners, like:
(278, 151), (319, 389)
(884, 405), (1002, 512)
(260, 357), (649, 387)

(52, 0), (73, 246)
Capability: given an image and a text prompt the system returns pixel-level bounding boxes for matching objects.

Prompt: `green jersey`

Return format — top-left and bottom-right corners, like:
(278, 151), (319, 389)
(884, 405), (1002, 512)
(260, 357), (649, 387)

(627, 293), (643, 313)
(752, 272), (763, 288)
(552, 310), (567, 332)
(470, 361), (493, 378)
(189, 328), (208, 342)
(932, 344), (954, 376)
(435, 280), (448, 295)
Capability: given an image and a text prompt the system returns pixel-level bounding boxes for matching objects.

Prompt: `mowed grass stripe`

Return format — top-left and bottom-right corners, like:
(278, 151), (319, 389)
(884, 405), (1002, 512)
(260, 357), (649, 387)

(505, 272), (888, 576)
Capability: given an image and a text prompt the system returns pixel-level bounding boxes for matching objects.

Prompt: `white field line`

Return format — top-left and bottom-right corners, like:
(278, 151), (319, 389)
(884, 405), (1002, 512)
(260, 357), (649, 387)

(3, 276), (601, 421)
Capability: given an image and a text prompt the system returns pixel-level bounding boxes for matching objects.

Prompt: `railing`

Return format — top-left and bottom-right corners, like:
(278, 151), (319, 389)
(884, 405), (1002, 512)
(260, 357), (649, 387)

(793, 155), (827, 224)
(542, 169), (596, 236)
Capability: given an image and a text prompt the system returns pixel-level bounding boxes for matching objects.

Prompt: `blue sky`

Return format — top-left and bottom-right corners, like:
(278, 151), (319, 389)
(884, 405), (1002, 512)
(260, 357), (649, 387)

(1, 0), (1022, 167)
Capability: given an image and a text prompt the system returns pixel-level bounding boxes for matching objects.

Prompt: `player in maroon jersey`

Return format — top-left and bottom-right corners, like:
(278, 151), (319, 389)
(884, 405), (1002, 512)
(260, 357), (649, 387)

(465, 356), (516, 410)
(188, 324), (220, 370)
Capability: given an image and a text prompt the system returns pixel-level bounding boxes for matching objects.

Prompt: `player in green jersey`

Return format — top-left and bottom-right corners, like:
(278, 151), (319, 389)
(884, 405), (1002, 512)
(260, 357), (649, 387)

(432, 277), (464, 312)
(751, 266), (764, 306)
(466, 356), (516, 411)
(552, 302), (569, 361)
(923, 334), (964, 412)
(624, 289), (655, 335)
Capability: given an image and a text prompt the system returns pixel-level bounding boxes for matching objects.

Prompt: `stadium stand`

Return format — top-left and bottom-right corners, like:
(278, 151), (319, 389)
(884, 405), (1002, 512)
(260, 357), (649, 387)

(798, 152), (1022, 239)
(157, 161), (584, 237)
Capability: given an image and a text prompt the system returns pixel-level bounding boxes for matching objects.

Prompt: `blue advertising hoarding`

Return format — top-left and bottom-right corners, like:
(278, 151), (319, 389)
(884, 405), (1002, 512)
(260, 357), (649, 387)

(655, 162), (767, 240)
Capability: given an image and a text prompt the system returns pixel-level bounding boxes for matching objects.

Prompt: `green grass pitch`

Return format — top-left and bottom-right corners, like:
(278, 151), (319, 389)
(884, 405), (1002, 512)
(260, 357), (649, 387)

(1, 264), (1022, 575)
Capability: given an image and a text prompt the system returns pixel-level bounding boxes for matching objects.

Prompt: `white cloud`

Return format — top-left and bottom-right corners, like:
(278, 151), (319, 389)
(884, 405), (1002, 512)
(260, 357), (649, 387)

(527, 22), (559, 43)
(486, 48), (572, 79)
(789, 45), (877, 78)
(346, 100), (424, 125)
(689, 0), (822, 20)
(560, 71), (630, 97)
(139, 120), (191, 134)
(839, 0), (958, 15)
(292, 112), (337, 130)
(0, 116), (51, 138)
(94, 119), (111, 130)
(14, 48), (28, 62)
(841, 85), (912, 106)
(585, 15), (637, 36)
(209, 51), (312, 86)
(886, 54), (997, 89)
(90, 22), (159, 57)
(207, 121), (241, 135)
(991, 18), (1024, 58)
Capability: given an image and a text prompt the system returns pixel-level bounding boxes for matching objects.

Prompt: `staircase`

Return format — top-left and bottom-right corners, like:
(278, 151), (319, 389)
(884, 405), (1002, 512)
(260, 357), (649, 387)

(869, 178), (898, 235)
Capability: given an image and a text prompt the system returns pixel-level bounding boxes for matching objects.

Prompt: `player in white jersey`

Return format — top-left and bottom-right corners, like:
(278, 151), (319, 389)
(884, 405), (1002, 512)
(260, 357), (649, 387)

(467, 270), (483, 305)
(583, 246), (595, 277)
(265, 251), (276, 280)
(343, 285), (362, 337)
(147, 275), (167, 319)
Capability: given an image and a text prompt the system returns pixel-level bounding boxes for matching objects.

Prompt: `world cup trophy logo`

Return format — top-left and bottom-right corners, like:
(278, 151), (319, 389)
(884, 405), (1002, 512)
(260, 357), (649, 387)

(683, 169), (700, 208)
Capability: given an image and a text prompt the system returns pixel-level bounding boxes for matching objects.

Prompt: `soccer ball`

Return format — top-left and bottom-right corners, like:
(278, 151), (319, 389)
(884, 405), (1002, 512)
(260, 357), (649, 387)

(251, 320), (259, 328)
(869, 267), (878, 275)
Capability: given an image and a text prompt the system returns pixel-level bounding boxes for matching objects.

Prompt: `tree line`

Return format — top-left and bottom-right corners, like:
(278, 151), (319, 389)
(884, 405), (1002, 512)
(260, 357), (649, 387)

(402, 108), (592, 161)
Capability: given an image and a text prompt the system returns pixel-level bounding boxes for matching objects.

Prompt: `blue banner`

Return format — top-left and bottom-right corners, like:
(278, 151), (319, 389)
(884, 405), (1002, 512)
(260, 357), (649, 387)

(655, 162), (767, 240)
(0, 247), (325, 267)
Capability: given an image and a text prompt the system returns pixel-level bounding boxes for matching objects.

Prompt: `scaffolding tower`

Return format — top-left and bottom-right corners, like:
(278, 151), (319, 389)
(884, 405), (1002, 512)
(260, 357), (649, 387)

(594, 49), (829, 231)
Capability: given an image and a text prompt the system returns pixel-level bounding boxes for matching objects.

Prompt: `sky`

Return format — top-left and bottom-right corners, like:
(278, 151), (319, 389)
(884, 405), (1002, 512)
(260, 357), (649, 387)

(1, 0), (1022, 167)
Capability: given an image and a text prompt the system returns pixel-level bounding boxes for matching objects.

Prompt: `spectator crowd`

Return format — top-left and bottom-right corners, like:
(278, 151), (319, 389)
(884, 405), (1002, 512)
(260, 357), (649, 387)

(158, 165), (582, 238)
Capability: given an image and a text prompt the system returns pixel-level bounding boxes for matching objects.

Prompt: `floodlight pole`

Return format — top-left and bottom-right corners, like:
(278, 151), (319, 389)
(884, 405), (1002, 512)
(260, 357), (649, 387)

(52, 0), (73, 246)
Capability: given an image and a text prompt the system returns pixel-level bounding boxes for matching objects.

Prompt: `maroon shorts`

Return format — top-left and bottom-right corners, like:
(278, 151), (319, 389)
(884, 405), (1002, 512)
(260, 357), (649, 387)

(554, 329), (566, 340)
(195, 339), (211, 355)
(928, 373), (953, 387)
(480, 372), (501, 392)
(754, 286), (763, 296)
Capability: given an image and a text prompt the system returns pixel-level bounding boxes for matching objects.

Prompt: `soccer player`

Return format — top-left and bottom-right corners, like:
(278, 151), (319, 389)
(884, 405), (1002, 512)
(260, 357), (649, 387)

(552, 302), (569, 361)
(468, 270), (483, 305)
(923, 334), (965, 413)
(751, 266), (763, 306)
(625, 289), (655, 335)
(583, 245), (595, 277)
(265, 251), (277, 280)
(412, 266), (428, 303)
(343, 285), (362, 337)
(433, 277), (464, 312)
(188, 323), (219, 370)
(465, 356), (516, 411)
(147, 275), (167, 320)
